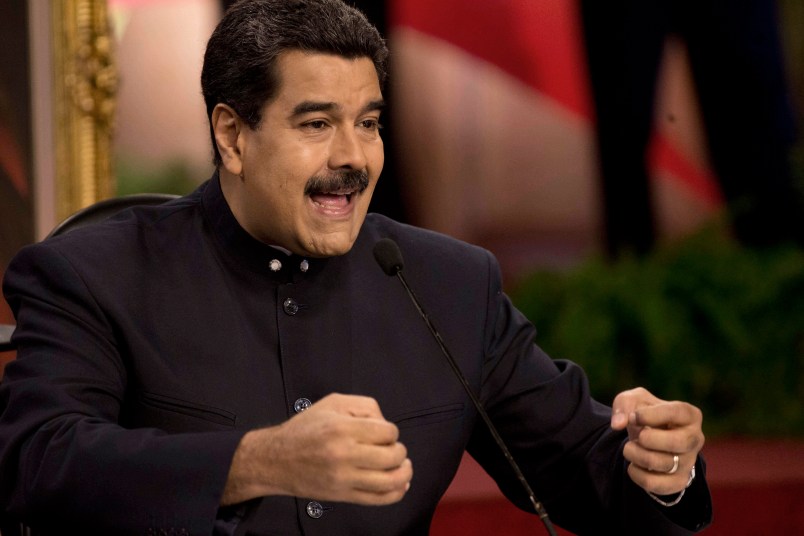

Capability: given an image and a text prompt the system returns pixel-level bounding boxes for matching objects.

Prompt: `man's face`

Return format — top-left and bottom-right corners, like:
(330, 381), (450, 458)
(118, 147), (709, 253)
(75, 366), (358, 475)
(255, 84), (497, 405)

(225, 51), (384, 257)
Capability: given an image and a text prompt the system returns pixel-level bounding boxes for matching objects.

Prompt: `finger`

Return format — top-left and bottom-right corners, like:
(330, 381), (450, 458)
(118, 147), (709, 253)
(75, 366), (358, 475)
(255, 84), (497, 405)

(322, 458), (413, 505)
(344, 481), (411, 506)
(345, 417), (400, 445)
(313, 416), (399, 456)
(634, 402), (703, 429)
(353, 458), (413, 496)
(611, 387), (663, 430)
(320, 434), (406, 470)
(623, 441), (691, 474)
(351, 442), (408, 471)
(319, 393), (386, 419)
(626, 460), (694, 496)
(611, 409), (629, 430)
(312, 463), (412, 506)
(634, 426), (705, 455)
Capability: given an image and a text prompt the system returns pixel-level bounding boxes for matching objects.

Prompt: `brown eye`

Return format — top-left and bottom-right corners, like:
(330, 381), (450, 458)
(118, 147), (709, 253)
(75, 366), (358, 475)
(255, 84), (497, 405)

(360, 119), (382, 131)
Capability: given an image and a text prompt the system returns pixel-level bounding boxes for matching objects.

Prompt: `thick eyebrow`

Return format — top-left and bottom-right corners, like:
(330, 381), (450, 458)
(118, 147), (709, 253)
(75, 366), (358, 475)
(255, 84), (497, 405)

(291, 101), (338, 117)
(361, 99), (386, 115)
(290, 99), (386, 118)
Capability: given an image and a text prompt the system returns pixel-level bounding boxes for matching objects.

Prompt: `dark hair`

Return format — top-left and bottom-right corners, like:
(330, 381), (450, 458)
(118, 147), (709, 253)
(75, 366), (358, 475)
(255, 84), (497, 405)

(201, 0), (389, 166)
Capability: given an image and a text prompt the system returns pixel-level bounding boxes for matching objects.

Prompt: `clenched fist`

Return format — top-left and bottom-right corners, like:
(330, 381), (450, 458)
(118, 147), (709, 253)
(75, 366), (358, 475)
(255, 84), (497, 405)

(222, 393), (413, 506)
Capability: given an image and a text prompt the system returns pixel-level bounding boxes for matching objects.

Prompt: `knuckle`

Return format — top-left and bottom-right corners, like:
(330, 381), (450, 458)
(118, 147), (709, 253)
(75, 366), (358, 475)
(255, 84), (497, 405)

(381, 421), (399, 443)
(390, 422), (400, 439)
(402, 458), (413, 479)
(622, 441), (637, 462)
(357, 395), (381, 414)
(616, 387), (642, 403)
(324, 420), (347, 440)
(378, 448), (398, 468)
(377, 447), (396, 468)
(677, 402), (702, 425)
(686, 432), (703, 452)
(636, 427), (660, 448)
(389, 470), (409, 490)
(322, 392), (343, 406)
(668, 403), (683, 422)
(668, 436), (687, 453)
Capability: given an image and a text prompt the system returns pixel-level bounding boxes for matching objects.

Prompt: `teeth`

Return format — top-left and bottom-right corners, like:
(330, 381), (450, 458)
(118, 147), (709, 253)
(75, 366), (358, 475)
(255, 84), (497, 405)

(319, 190), (354, 196)
(310, 191), (356, 207)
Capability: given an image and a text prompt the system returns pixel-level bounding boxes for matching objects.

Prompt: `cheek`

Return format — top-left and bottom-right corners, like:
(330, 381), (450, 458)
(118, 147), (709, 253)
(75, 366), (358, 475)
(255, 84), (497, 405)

(364, 177), (380, 200)
(370, 140), (385, 169)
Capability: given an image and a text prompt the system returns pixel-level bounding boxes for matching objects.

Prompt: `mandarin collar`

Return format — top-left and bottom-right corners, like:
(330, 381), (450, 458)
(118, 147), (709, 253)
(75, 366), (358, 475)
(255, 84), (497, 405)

(200, 171), (326, 280)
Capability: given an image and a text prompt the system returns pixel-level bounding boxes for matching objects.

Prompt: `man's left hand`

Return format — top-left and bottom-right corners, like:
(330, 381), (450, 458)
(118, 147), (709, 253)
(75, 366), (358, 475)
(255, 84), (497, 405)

(611, 387), (704, 496)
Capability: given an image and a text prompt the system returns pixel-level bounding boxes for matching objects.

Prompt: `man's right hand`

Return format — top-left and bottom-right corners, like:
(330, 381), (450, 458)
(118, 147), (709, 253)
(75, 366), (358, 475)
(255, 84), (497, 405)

(221, 393), (412, 506)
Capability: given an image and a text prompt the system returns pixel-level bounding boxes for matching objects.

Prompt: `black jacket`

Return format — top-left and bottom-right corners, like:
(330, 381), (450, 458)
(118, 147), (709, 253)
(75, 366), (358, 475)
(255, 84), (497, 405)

(0, 175), (712, 534)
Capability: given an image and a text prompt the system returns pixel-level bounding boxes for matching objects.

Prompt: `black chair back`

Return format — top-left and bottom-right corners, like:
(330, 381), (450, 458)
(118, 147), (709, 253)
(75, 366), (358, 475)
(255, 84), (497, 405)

(0, 193), (180, 353)
(45, 193), (180, 239)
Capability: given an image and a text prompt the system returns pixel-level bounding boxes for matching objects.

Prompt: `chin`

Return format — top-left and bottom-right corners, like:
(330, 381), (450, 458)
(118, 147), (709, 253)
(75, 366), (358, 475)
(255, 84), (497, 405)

(303, 237), (356, 258)
(301, 219), (364, 258)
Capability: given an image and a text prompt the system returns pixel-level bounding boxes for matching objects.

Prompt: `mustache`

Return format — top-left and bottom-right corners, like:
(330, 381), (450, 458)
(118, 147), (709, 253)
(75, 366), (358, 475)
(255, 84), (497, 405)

(304, 170), (369, 196)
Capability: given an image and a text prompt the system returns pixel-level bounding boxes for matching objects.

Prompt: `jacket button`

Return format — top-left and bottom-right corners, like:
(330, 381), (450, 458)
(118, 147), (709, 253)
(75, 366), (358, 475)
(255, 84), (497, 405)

(293, 398), (312, 413)
(283, 298), (299, 315)
(306, 501), (324, 519)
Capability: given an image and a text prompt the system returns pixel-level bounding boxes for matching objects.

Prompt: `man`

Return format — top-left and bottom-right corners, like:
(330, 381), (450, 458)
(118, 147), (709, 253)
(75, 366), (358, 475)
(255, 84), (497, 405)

(0, 1), (712, 534)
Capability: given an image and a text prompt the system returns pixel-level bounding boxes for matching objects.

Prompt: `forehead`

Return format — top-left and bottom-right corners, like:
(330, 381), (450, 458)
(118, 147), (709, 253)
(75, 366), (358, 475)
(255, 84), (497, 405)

(270, 50), (382, 111)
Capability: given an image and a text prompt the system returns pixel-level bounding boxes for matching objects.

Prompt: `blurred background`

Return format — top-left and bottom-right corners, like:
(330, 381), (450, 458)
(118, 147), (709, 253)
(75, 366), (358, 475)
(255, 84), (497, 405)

(2, 0), (803, 534)
(106, 0), (804, 268)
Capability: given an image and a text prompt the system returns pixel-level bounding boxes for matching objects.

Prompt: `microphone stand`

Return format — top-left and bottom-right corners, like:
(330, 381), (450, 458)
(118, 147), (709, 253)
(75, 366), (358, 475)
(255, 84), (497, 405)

(376, 243), (557, 536)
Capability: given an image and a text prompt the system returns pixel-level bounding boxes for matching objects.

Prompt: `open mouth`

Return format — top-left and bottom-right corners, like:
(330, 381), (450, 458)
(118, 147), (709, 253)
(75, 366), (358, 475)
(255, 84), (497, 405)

(305, 171), (369, 212)
(309, 189), (357, 209)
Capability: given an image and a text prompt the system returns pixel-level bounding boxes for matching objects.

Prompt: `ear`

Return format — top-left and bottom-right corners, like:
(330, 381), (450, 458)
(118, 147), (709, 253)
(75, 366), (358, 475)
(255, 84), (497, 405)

(212, 103), (245, 176)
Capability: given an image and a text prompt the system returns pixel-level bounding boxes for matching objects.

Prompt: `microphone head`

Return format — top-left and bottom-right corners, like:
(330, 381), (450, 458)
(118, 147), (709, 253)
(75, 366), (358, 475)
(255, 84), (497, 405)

(373, 238), (404, 276)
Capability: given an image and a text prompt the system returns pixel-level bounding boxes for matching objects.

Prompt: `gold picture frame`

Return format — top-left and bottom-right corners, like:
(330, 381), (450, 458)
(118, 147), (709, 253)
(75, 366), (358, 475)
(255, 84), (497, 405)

(51, 0), (116, 221)
(29, 0), (116, 234)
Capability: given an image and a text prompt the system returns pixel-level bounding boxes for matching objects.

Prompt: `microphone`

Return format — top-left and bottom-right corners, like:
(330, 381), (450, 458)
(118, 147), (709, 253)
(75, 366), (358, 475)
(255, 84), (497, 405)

(373, 238), (557, 536)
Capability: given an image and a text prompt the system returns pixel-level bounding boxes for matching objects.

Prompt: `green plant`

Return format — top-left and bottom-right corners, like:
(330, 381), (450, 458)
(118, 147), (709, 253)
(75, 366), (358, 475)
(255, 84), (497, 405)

(115, 158), (199, 196)
(510, 229), (804, 437)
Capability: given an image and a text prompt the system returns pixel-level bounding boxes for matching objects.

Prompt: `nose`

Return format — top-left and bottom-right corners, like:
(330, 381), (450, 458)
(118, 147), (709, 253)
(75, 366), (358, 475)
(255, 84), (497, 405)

(328, 126), (368, 171)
